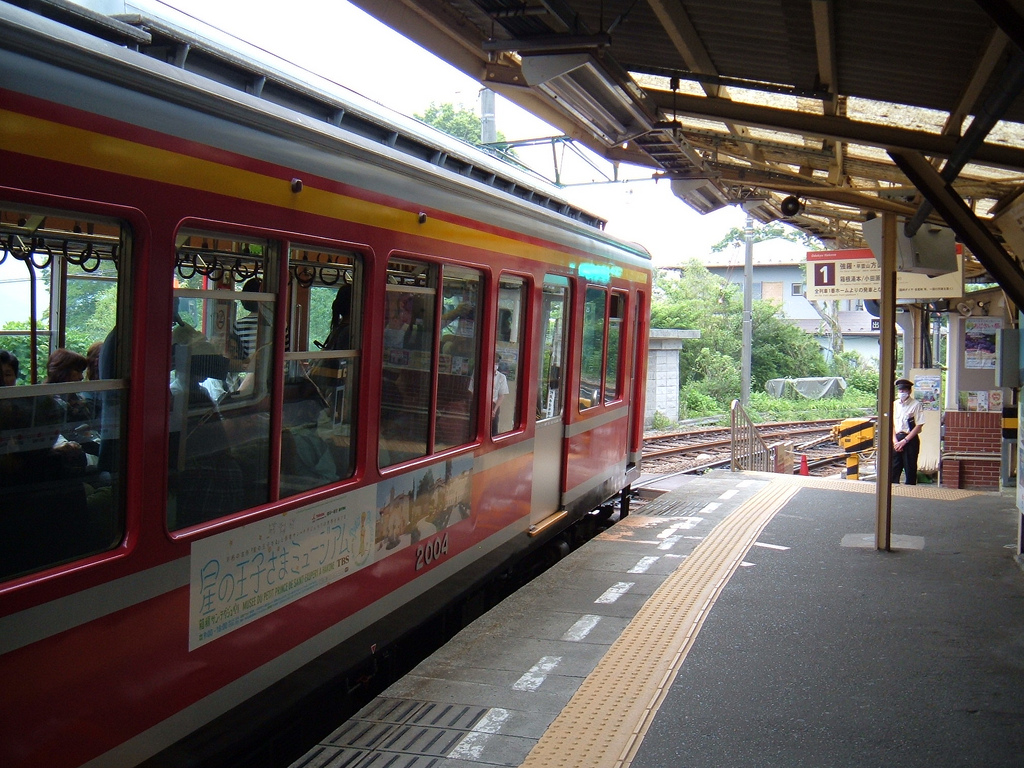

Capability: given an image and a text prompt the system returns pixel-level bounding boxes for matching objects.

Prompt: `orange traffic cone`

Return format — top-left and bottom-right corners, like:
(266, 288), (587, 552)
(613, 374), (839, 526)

(799, 455), (809, 475)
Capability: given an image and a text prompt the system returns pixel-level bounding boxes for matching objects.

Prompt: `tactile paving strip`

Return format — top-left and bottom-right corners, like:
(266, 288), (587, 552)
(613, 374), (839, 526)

(519, 480), (801, 768)
(633, 497), (707, 517)
(767, 473), (985, 500)
(295, 700), (490, 768)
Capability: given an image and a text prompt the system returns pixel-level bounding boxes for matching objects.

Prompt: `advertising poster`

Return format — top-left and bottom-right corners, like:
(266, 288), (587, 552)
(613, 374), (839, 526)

(913, 373), (941, 411)
(376, 455), (473, 553)
(189, 486), (376, 650)
(964, 316), (1001, 369)
(1018, 395), (1024, 516)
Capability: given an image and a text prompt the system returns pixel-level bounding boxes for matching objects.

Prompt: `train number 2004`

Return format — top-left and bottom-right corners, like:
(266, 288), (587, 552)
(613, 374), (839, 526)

(415, 533), (450, 571)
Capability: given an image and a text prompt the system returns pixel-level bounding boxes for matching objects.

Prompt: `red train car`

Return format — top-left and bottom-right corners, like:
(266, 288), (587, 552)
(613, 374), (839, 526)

(0, 3), (651, 766)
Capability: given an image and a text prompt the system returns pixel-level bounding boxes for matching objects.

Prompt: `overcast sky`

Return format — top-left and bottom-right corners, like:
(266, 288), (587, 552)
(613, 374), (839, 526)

(2, 0), (787, 326)
(135, 0), (758, 264)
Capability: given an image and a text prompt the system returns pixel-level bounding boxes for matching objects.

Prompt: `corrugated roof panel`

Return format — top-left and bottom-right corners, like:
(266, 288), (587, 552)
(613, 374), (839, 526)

(834, 0), (997, 116)
(681, 0), (820, 90)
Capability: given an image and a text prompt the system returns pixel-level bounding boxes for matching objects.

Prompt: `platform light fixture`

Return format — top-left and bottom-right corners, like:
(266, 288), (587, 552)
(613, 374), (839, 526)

(669, 177), (731, 215)
(519, 52), (656, 146)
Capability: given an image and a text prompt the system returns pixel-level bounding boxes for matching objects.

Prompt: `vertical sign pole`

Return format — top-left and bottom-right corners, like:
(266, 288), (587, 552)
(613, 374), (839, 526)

(742, 213), (753, 406)
(876, 213), (897, 550)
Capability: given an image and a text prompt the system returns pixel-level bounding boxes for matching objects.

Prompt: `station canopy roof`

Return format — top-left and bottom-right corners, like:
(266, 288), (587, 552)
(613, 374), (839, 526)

(352, 0), (1024, 300)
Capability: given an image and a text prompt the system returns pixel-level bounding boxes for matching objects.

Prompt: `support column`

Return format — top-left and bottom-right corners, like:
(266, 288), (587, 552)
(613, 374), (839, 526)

(876, 214), (897, 551)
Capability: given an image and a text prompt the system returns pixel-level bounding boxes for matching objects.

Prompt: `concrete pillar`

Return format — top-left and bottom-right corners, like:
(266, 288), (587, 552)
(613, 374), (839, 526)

(646, 329), (700, 427)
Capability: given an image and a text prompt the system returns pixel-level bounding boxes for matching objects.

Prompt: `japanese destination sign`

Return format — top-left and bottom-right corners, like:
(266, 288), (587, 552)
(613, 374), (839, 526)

(806, 248), (963, 301)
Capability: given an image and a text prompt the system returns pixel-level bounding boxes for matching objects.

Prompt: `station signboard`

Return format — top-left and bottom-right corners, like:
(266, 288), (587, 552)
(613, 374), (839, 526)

(806, 248), (963, 301)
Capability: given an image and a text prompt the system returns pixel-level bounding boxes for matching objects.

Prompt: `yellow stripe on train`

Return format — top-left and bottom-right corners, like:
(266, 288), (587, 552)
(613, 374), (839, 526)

(1, 108), (649, 282)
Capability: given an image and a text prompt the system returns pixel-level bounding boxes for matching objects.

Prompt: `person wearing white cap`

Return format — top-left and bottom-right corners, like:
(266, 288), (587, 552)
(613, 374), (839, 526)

(892, 378), (923, 484)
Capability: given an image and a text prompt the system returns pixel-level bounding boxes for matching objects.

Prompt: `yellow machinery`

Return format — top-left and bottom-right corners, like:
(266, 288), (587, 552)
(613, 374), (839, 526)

(832, 418), (875, 480)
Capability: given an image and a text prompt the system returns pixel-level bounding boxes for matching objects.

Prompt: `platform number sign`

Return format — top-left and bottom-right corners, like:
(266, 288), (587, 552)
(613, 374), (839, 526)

(805, 249), (880, 300)
(813, 262), (836, 287)
(806, 248), (963, 301)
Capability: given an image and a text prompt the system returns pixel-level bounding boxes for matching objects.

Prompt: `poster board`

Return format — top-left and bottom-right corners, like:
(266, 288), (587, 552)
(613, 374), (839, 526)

(964, 316), (1001, 369)
(910, 368), (941, 474)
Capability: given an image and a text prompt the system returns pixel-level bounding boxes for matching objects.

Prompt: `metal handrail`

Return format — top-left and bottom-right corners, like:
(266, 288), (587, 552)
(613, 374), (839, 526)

(730, 399), (775, 472)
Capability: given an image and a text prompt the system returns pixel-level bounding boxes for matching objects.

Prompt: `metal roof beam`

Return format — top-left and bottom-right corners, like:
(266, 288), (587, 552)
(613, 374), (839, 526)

(905, 48), (1024, 235)
(810, 0), (844, 184)
(645, 88), (1024, 170)
(943, 29), (1010, 137)
(973, 0), (1024, 54)
(645, 0), (765, 165)
(645, 0), (720, 95)
(810, 0), (838, 115)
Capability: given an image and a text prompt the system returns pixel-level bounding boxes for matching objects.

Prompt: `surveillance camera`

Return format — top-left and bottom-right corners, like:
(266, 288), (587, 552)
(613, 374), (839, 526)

(781, 196), (803, 217)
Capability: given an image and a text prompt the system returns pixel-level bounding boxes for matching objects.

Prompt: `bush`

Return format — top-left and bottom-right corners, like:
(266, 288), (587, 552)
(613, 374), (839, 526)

(743, 389), (876, 422)
(651, 411), (672, 430)
(847, 368), (879, 392)
(679, 384), (720, 418)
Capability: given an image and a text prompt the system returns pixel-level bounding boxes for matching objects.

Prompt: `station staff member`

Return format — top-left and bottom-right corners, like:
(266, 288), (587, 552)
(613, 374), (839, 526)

(892, 378), (923, 485)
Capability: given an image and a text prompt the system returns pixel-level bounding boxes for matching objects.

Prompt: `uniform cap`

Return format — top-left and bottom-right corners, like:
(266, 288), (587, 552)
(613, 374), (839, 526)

(895, 378), (912, 390)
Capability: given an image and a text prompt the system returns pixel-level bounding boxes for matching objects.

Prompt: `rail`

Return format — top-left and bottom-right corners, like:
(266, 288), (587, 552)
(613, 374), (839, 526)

(730, 399), (775, 472)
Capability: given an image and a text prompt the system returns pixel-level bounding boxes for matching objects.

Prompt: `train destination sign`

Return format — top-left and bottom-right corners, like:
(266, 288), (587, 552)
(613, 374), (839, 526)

(806, 248), (963, 301)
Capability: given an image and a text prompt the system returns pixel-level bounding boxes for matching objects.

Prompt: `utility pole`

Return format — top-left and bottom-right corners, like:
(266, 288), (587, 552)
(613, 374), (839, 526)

(480, 88), (496, 145)
(742, 212), (754, 405)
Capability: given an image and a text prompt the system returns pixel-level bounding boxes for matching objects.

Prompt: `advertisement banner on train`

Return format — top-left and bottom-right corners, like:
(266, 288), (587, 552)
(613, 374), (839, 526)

(188, 487), (376, 650)
(806, 248), (963, 301)
(187, 455), (475, 649)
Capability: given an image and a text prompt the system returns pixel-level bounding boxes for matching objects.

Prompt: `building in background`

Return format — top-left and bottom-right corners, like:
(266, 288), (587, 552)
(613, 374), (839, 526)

(689, 238), (882, 365)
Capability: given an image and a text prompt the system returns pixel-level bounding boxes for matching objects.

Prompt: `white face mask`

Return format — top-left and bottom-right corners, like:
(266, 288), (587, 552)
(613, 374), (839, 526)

(899, 391), (910, 402)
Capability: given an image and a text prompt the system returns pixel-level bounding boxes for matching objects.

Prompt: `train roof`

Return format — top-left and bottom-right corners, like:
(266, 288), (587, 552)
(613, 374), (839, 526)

(3, 0), (635, 241)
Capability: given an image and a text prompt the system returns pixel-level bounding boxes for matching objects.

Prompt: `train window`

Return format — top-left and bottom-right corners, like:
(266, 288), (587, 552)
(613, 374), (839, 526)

(282, 246), (361, 494)
(379, 259), (482, 466)
(380, 258), (436, 466)
(493, 275), (527, 435)
(436, 266), (481, 451)
(0, 205), (129, 581)
(169, 231), (275, 530)
(579, 287), (607, 410)
(537, 280), (568, 421)
(604, 292), (625, 403)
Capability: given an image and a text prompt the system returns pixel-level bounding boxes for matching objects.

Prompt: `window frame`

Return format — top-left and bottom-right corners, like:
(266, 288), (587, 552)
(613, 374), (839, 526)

(280, 242), (364, 498)
(164, 224), (373, 537)
(168, 228), (279, 531)
(578, 285), (608, 412)
(378, 254), (485, 470)
(0, 200), (134, 582)
(603, 290), (627, 405)
(537, 276), (570, 424)
(492, 271), (531, 437)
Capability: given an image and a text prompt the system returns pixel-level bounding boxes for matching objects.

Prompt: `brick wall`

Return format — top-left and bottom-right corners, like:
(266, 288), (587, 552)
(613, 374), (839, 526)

(941, 411), (1003, 490)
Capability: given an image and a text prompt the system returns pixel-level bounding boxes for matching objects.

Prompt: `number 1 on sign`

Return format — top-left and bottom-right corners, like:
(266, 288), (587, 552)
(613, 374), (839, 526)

(814, 263), (834, 286)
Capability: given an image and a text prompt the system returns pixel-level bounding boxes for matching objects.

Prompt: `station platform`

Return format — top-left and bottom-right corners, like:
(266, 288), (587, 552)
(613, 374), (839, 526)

(288, 471), (1024, 768)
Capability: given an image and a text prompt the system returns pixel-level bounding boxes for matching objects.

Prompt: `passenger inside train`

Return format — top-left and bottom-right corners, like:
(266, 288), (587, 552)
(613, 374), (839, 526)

(0, 208), (125, 580)
(0, 349), (18, 386)
(281, 247), (360, 493)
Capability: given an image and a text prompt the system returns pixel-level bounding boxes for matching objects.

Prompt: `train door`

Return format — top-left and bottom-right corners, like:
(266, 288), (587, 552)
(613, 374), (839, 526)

(531, 275), (569, 523)
(626, 289), (647, 479)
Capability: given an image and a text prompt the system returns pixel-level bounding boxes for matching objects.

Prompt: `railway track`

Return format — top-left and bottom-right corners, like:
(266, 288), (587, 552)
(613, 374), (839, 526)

(640, 418), (870, 480)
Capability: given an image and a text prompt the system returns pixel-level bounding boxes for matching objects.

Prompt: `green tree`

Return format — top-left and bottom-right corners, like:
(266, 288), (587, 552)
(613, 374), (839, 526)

(651, 262), (828, 408)
(415, 102), (515, 157)
(711, 222), (822, 252)
(750, 301), (828, 384)
(1, 320), (45, 384)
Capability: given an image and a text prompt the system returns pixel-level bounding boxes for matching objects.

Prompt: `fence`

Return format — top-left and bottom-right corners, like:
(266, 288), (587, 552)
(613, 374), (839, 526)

(730, 399), (776, 472)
